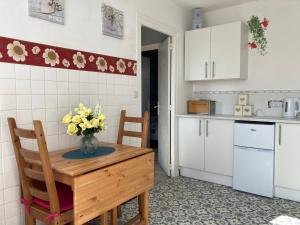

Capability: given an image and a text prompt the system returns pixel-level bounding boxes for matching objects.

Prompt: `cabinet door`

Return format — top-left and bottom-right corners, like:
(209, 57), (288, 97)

(205, 119), (234, 176)
(178, 117), (205, 170)
(185, 28), (211, 81)
(211, 22), (247, 80)
(275, 123), (300, 190)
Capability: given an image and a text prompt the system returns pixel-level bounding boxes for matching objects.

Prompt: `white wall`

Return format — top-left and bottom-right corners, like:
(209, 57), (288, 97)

(193, 0), (300, 92)
(0, 0), (192, 224)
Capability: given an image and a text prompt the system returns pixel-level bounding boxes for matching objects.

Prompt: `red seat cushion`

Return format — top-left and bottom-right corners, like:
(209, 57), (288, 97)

(32, 183), (73, 212)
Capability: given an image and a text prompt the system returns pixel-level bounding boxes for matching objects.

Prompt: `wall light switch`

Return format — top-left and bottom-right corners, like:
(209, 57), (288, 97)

(133, 91), (139, 99)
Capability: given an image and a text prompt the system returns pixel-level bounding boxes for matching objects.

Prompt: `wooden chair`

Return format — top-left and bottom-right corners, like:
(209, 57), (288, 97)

(110, 110), (150, 225)
(7, 118), (74, 225)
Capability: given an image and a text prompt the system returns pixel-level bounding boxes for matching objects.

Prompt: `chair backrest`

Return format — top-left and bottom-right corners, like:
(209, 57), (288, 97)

(117, 110), (150, 148)
(7, 118), (60, 213)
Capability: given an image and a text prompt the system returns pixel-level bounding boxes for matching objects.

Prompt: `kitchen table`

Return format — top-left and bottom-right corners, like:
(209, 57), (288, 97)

(32, 142), (154, 225)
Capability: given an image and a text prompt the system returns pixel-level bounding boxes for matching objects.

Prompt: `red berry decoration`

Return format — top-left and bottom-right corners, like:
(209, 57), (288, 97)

(248, 42), (257, 49)
(261, 18), (269, 28)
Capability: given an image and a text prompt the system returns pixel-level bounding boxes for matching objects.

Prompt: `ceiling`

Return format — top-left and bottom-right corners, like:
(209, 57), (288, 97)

(173, 0), (258, 10)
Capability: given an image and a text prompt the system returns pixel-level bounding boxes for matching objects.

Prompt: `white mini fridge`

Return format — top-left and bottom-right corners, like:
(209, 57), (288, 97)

(233, 121), (275, 198)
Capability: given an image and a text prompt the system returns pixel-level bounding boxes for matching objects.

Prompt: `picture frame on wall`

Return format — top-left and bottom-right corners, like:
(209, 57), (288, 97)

(101, 4), (124, 39)
(28, 0), (64, 25)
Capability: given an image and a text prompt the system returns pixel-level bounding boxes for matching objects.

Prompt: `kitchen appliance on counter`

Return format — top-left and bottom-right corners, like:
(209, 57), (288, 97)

(187, 100), (216, 115)
(233, 121), (275, 198)
(283, 97), (300, 118)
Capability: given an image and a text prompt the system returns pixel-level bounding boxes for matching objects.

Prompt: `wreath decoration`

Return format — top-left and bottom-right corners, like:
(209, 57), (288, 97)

(247, 16), (269, 55)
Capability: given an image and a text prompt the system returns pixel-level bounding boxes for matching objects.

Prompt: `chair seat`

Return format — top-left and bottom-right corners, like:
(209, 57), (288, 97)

(32, 183), (73, 212)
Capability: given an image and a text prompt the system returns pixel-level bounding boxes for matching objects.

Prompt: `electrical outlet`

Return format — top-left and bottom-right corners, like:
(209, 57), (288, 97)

(268, 100), (283, 108)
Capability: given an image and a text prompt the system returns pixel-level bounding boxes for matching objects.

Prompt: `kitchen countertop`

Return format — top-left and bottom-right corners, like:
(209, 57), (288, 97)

(176, 114), (300, 124)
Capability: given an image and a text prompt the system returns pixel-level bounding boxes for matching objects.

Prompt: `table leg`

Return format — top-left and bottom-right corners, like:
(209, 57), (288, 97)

(111, 208), (118, 225)
(139, 191), (149, 225)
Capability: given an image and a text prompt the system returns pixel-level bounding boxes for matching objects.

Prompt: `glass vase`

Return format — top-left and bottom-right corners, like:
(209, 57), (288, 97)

(80, 134), (99, 154)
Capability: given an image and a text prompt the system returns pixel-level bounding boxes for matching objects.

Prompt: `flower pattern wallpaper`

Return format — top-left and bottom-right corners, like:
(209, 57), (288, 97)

(0, 36), (137, 76)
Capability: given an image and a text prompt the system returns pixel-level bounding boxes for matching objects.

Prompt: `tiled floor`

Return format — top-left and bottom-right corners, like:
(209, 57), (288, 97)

(91, 164), (300, 225)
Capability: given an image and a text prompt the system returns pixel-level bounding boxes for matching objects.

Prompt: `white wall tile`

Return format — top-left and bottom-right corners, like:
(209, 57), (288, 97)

(0, 63), (15, 79)
(45, 81), (57, 95)
(1, 142), (14, 158)
(79, 83), (90, 95)
(4, 186), (20, 203)
(45, 95), (57, 108)
(16, 80), (31, 95)
(3, 171), (19, 189)
(32, 109), (46, 121)
(57, 69), (69, 82)
(3, 157), (17, 175)
(17, 110), (33, 125)
(0, 95), (16, 111)
(58, 95), (69, 108)
(79, 71), (90, 83)
(31, 95), (45, 109)
(16, 95), (31, 110)
(30, 66), (44, 80)
(68, 70), (79, 82)
(15, 64), (30, 80)
(44, 68), (57, 81)
(46, 122), (58, 135)
(0, 79), (15, 95)
(57, 82), (68, 94)
(69, 82), (79, 94)
(31, 80), (44, 94)
(4, 200), (20, 218)
(46, 108), (58, 122)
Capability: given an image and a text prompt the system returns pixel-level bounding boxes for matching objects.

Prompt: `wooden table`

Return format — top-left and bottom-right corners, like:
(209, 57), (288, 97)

(45, 142), (154, 225)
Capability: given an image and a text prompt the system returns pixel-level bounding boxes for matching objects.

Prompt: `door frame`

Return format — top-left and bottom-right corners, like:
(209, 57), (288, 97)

(137, 14), (178, 177)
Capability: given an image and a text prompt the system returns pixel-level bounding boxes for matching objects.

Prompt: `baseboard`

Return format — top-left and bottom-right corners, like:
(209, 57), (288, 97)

(180, 167), (233, 187)
(275, 186), (300, 202)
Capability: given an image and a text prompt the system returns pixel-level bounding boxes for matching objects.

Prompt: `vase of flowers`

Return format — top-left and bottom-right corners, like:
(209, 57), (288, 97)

(63, 103), (106, 154)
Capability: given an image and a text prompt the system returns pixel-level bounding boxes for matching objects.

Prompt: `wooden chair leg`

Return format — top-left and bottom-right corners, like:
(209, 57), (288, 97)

(117, 205), (122, 218)
(26, 215), (36, 225)
(100, 212), (108, 225)
(111, 208), (118, 225)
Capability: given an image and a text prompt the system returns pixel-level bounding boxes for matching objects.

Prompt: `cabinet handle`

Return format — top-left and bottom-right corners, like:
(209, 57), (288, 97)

(199, 120), (201, 136)
(279, 124), (282, 145)
(206, 120), (208, 137)
(212, 61), (215, 78)
(205, 62), (208, 78)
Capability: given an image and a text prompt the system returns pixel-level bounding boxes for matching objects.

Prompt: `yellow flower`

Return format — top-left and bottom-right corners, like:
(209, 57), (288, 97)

(63, 112), (72, 124)
(98, 114), (106, 121)
(78, 107), (92, 118)
(79, 118), (93, 130)
(100, 122), (105, 129)
(91, 118), (100, 128)
(67, 123), (78, 135)
(72, 115), (81, 124)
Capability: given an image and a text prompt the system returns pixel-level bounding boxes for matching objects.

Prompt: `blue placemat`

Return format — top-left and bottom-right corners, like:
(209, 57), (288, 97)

(63, 146), (115, 159)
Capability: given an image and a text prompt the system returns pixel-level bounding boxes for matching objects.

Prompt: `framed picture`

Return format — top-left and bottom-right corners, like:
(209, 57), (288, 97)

(102, 4), (124, 39)
(28, 0), (64, 25)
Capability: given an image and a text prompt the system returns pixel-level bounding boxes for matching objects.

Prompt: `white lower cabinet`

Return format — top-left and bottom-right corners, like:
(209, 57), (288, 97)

(178, 117), (234, 177)
(275, 123), (300, 191)
(205, 119), (234, 176)
(178, 117), (205, 170)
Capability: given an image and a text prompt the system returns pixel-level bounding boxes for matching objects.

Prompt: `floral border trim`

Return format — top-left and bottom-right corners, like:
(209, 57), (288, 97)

(0, 36), (137, 76)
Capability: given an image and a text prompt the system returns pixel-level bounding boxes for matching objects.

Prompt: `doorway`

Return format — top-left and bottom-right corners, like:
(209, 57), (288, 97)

(141, 26), (172, 177)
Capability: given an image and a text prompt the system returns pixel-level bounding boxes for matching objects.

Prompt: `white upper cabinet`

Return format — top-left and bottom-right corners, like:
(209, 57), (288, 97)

(185, 21), (248, 81)
(185, 28), (211, 81)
